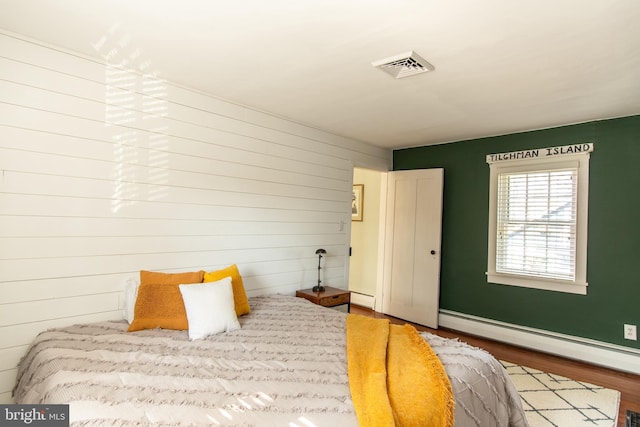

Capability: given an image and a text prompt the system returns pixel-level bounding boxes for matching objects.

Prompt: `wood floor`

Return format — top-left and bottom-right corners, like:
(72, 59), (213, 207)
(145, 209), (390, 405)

(351, 305), (640, 427)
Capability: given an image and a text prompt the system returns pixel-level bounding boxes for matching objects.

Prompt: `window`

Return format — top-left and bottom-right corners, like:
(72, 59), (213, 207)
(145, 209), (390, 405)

(487, 144), (592, 294)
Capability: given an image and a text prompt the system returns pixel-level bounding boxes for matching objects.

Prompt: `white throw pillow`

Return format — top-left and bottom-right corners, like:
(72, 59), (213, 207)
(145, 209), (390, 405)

(123, 277), (139, 324)
(179, 277), (241, 340)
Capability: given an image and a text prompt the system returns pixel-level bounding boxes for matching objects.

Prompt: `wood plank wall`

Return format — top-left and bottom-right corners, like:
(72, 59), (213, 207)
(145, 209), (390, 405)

(0, 31), (391, 402)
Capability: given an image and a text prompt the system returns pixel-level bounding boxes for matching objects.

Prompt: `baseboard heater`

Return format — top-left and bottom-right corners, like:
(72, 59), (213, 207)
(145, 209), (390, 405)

(349, 292), (375, 310)
(439, 309), (640, 375)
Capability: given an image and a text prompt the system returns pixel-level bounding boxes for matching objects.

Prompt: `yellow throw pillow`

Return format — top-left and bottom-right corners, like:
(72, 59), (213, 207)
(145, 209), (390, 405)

(128, 270), (205, 332)
(203, 264), (250, 316)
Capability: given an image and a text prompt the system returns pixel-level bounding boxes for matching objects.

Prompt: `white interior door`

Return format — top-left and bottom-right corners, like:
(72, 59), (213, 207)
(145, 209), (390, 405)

(381, 168), (444, 328)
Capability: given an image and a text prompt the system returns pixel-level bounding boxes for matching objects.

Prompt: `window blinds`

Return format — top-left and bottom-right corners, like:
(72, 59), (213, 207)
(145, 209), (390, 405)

(496, 168), (578, 281)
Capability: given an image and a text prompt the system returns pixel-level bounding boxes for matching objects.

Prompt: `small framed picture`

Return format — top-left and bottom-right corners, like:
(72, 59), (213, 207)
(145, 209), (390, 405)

(352, 184), (364, 221)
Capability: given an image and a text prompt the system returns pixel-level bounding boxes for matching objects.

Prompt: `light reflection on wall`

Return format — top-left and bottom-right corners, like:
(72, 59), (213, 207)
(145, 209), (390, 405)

(92, 22), (169, 214)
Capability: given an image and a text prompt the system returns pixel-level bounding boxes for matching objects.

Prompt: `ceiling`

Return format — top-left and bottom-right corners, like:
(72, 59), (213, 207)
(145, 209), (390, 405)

(1, 0), (640, 149)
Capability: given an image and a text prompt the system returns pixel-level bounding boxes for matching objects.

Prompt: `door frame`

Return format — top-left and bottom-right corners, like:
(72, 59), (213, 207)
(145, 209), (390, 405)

(347, 167), (386, 309)
(374, 171), (389, 313)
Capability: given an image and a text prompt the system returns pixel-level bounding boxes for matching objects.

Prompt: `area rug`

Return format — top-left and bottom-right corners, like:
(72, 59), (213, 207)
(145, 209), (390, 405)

(501, 361), (621, 427)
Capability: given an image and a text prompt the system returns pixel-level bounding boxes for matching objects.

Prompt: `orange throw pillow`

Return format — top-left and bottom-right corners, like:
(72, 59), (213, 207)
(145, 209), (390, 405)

(203, 264), (250, 316)
(128, 270), (205, 332)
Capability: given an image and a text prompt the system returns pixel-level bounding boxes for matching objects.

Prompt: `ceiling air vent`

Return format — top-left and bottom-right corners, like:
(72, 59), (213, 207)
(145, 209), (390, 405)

(372, 51), (434, 79)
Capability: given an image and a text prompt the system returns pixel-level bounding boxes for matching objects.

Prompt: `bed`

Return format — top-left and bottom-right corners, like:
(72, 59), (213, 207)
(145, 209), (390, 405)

(14, 294), (529, 426)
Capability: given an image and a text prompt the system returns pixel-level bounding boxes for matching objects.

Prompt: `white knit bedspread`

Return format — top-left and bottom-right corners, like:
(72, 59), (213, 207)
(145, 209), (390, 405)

(14, 294), (528, 427)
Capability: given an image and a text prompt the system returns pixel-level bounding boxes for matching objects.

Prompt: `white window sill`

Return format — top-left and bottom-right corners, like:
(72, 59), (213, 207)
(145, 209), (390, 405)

(487, 273), (588, 295)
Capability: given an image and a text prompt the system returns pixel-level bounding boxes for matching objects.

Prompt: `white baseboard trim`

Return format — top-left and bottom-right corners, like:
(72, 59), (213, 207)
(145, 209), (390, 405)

(439, 309), (640, 375)
(350, 292), (375, 309)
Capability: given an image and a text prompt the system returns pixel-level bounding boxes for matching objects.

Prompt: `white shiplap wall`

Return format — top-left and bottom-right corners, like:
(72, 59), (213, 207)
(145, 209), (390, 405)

(0, 30), (391, 402)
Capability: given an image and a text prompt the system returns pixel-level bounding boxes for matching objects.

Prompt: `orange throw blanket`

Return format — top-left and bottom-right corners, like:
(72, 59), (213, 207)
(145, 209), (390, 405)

(346, 314), (455, 427)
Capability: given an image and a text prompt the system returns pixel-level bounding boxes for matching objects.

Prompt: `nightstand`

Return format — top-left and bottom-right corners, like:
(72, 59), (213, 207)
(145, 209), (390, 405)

(296, 286), (351, 312)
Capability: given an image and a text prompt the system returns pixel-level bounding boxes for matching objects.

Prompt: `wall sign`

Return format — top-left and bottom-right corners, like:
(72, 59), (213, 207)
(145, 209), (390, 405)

(486, 143), (593, 164)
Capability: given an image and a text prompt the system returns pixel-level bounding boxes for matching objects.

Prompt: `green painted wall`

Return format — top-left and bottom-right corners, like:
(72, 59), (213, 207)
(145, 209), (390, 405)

(394, 115), (640, 349)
